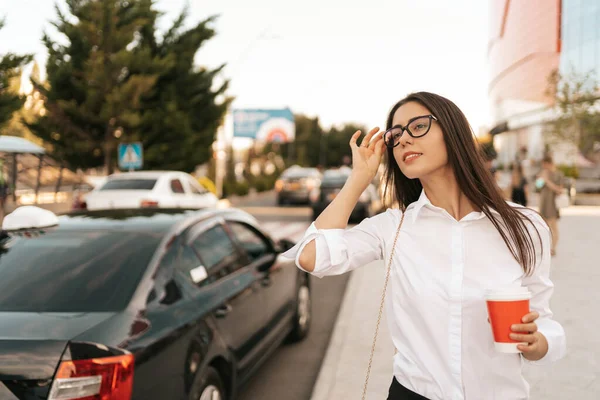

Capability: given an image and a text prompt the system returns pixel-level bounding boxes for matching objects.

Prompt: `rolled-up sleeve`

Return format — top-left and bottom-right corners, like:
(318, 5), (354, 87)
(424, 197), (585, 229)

(521, 214), (567, 365)
(281, 209), (396, 279)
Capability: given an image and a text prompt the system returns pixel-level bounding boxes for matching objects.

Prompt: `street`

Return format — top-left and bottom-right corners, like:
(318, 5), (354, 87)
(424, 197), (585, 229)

(233, 191), (352, 400)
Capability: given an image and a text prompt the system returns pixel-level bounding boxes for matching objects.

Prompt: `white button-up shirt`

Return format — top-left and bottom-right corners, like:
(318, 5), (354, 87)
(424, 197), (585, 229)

(283, 190), (566, 400)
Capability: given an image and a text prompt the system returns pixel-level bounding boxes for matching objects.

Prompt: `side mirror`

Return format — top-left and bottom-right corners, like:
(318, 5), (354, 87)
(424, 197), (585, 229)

(2, 206), (59, 233)
(274, 238), (295, 253)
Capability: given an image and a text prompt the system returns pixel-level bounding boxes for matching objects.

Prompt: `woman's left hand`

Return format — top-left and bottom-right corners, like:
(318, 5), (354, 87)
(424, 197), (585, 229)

(509, 311), (549, 361)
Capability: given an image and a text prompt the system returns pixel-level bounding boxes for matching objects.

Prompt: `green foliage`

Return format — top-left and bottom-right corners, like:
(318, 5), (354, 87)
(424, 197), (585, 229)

(28, 0), (161, 171)
(545, 68), (600, 159)
(28, 0), (228, 173)
(134, 9), (230, 171)
(0, 19), (33, 128)
(279, 114), (366, 168)
(557, 164), (579, 179)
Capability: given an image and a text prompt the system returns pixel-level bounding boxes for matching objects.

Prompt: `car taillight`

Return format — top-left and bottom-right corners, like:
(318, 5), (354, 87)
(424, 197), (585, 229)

(48, 354), (134, 400)
(140, 200), (159, 208)
(275, 180), (284, 192)
(309, 188), (320, 203)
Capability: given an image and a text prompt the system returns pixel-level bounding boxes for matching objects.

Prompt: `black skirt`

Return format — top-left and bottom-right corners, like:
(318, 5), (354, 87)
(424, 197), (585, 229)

(387, 377), (430, 400)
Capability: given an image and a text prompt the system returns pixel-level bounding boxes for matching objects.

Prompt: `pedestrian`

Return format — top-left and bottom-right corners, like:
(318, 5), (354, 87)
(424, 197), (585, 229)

(510, 162), (528, 206)
(536, 155), (564, 256)
(283, 92), (566, 399)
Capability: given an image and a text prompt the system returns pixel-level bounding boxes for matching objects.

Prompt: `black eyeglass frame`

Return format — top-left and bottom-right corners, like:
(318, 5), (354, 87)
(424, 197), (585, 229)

(384, 114), (438, 148)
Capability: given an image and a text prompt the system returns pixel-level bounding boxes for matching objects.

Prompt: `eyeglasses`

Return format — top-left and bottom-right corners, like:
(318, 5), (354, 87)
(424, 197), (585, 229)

(383, 114), (438, 148)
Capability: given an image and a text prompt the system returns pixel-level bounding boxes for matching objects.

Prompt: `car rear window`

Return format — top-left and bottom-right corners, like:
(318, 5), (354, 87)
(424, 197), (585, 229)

(281, 169), (314, 179)
(0, 230), (162, 312)
(99, 179), (157, 190)
(322, 171), (349, 186)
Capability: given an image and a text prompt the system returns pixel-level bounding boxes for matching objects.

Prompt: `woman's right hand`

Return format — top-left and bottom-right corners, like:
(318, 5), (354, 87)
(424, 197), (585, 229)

(348, 127), (386, 188)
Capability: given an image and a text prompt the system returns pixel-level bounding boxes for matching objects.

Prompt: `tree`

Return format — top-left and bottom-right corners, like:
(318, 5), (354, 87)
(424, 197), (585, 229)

(545, 68), (600, 161)
(28, 0), (164, 173)
(322, 123), (366, 168)
(3, 63), (46, 144)
(133, 9), (230, 171)
(0, 18), (33, 129)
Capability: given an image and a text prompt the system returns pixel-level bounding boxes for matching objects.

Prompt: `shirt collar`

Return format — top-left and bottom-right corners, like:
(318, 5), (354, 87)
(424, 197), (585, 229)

(407, 189), (495, 223)
(407, 190), (431, 224)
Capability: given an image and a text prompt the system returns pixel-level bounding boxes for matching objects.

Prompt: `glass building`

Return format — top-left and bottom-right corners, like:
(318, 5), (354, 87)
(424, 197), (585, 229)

(487, 0), (599, 166)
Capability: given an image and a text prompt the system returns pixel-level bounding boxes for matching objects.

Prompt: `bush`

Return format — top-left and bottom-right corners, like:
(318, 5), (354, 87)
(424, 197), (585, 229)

(253, 176), (270, 192)
(235, 181), (250, 196)
(557, 165), (579, 179)
(222, 180), (250, 197)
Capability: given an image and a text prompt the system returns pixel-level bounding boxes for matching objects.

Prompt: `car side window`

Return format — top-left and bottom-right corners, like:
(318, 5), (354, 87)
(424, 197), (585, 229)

(227, 222), (271, 262)
(191, 225), (242, 277)
(170, 179), (185, 194)
(148, 238), (183, 306)
(177, 244), (218, 287)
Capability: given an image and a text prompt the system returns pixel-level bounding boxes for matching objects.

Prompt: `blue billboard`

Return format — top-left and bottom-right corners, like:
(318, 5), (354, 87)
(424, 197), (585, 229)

(232, 108), (295, 143)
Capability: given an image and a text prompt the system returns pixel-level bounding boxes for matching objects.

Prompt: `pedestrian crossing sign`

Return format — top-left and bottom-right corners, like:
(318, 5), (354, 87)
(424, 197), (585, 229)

(118, 142), (143, 170)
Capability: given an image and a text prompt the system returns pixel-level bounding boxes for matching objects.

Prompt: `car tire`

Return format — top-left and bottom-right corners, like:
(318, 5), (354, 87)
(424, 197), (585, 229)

(195, 367), (226, 400)
(288, 273), (311, 342)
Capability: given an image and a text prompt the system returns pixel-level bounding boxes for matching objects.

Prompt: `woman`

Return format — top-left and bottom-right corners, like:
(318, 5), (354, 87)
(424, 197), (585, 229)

(537, 155), (563, 256)
(510, 163), (528, 206)
(283, 92), (566, 399)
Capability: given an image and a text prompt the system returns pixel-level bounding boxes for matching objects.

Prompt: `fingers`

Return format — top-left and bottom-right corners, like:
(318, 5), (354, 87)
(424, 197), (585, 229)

(360, 127), (380, 148)
(509, 332), (537, 344)
(515, 332), (544, 353)
(511, 322), (537, 333)
(521, 311), (539, 323)
(374, 136), (386, 158)
(368, 132), (383, 151)
(349, 130), (362, 148)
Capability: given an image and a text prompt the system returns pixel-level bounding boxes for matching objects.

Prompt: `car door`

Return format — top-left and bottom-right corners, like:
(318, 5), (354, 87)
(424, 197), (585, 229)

(130, 236), (195, 400)
(186, 219), (268, 372)
(226, 220), (297, 336)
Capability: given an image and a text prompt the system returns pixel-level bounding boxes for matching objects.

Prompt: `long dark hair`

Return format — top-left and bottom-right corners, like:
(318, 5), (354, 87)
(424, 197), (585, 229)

(383, 92), (540, 275)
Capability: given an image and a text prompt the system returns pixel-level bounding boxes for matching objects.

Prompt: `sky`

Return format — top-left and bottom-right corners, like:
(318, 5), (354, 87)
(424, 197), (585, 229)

(0, 0), (491, 132)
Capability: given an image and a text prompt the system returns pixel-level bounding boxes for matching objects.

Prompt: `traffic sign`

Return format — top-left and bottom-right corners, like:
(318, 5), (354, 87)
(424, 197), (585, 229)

(118, 143), (143, 170)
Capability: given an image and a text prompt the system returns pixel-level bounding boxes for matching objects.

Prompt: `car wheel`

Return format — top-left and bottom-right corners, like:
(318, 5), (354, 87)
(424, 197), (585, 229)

(196, 367), (225, 400)
(288, 274), (311, 342)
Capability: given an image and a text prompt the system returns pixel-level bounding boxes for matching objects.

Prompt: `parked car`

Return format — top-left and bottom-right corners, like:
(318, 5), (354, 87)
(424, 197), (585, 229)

(309, 168), (382, 222)
(275, 167), (321, 205)
(83, 171), (218, 210)
(0, 205), (310, 400)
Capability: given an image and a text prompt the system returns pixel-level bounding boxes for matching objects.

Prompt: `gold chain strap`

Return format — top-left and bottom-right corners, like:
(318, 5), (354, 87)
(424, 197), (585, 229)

(361, 211), (405, 400)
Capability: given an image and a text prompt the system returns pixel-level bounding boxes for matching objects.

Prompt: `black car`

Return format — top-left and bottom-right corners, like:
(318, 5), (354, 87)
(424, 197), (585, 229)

(310, 169), (382, 222)
(275, 167), (321, 205)
(0, 207), (311, 400)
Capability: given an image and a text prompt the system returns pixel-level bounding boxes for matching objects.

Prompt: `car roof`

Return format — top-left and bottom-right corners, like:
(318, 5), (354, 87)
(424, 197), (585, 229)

(106, 171), (187, 180)
(56, 207), (257, 235)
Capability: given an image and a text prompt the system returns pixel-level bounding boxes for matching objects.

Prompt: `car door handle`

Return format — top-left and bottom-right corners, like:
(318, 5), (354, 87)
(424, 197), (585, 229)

(215, 304), (232, 318)
(261, 276), (271, 287)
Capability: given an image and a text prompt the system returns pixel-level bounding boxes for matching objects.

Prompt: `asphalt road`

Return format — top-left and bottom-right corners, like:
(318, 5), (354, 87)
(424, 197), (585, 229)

(233, 191), (351, 400)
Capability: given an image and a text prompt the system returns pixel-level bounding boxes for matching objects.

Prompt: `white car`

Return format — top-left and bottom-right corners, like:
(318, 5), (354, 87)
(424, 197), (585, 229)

(83, 171), (218, 210)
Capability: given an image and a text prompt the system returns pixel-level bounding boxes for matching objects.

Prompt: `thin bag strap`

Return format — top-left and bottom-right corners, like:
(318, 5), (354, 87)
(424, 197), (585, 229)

(361, 211), (405, 400)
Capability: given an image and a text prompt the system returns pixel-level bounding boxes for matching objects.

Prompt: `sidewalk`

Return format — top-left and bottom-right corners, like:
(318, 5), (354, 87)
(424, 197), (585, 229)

(310, 206), (600, 400)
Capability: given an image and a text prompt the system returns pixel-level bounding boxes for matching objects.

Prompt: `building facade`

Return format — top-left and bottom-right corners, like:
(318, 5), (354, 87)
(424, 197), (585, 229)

(488, 0), (600, 167)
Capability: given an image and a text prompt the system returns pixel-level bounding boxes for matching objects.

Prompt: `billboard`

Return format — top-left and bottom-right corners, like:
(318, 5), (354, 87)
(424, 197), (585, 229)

(233, 108), (295, 143)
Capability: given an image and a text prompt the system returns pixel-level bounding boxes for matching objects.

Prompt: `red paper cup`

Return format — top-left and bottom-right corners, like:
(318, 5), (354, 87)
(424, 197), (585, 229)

(485, 287), (531, 353)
